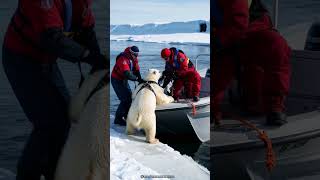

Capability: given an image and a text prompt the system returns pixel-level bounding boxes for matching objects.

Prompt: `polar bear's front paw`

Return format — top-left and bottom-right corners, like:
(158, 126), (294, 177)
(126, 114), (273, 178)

(168, 96), (174, 103)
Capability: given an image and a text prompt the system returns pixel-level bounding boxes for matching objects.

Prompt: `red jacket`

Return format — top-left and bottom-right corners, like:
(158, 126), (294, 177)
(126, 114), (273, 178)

(111, 47), (140, 80)
(166, 49), (191, 77)
(216, 0), (273, 48)
(3, 0), (95, 63)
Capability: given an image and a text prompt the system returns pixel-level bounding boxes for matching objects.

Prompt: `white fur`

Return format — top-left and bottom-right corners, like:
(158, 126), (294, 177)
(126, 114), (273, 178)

(54, 70), (109, 180)
(126, 69), (174, 144)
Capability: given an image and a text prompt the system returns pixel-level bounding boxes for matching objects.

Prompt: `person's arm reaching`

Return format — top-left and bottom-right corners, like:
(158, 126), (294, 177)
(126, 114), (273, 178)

(124, 71), (138, 81)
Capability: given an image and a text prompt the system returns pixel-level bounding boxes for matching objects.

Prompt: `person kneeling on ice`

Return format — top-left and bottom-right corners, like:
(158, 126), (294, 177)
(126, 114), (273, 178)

(159, 47), (201, 102)
(126, 69), (174, 144)
(212, 0), (291, 126)
(111, 46), (145, 126)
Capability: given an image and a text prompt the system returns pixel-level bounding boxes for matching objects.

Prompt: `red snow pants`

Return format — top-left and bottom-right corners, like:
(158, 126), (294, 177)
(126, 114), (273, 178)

(173, 69), (201, 99)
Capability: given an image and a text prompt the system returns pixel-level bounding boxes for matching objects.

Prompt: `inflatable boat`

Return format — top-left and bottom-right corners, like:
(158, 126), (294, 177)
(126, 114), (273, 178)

(155, 55), (210, 143)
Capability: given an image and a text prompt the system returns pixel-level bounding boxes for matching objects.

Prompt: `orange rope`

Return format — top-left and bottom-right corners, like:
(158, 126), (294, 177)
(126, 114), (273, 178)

(191, 103), (197, 116)
(223, 113), (276, 172)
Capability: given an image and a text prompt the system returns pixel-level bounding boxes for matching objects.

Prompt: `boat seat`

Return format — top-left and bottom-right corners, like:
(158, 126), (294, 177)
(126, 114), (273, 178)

(285, 50), (320, 115)
(199, 77), (210, 98)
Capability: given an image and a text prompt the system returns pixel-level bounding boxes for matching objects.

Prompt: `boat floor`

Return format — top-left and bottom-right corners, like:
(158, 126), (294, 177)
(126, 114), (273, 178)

(212, 105), (320, 151)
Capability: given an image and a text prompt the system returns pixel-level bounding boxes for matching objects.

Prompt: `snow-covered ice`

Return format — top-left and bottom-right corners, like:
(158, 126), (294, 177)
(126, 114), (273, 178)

(110, 33), (210, 46)
(110, 116), (210, 180)
(110, 20), (210, 35)
(110, 20), (210, 46)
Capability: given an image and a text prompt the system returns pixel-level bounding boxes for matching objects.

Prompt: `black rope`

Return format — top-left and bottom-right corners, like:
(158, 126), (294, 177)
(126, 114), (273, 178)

(78, 62), (85, 88)
(136, 81), (158, 97)
(84, 73), (108, 105)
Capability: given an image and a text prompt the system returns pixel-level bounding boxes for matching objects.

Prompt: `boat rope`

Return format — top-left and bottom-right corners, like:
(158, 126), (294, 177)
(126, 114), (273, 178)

(191, 103), (196, 116)
(186, 100), (197, 116)
(223, 112), (276, 172)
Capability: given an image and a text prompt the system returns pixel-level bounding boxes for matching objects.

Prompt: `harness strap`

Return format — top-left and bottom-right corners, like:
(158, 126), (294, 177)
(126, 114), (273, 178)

(78, 61), (85, 88)
(136, 81), (158, 97)
(85, 73), (109, 104)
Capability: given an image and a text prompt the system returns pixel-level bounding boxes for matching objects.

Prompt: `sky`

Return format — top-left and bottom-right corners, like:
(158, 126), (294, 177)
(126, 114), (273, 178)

(110, 0), (210, 25)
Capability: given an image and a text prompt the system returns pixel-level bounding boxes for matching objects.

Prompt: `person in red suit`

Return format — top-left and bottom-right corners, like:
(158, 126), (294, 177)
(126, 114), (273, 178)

(213, 0), (291, 126)
(111, 46), (144, 126)
(2, 0), (107, 179)
(160, 47), (201, 102)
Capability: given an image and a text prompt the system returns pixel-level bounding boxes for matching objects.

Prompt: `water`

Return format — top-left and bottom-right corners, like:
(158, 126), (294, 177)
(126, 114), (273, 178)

(110, 40), (210, 169)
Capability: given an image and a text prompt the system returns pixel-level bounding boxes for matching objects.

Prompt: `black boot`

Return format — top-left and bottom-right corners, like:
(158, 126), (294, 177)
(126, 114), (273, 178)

(114, 117), (126, 126)
(193, 96), (200, 102)
(266, 112), (287, 126)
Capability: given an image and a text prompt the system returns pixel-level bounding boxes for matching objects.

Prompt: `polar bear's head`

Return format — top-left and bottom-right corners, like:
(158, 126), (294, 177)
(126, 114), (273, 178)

(145, 69), (161, 82)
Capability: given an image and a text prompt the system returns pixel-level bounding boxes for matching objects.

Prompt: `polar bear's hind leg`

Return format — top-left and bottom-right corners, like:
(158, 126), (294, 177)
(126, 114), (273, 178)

(145, 120), (159, 144)
(126, 122), (135, 135)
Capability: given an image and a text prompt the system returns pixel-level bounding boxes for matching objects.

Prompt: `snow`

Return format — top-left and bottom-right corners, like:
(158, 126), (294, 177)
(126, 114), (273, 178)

(110, 33), (210, 45)
(110, 116), (210, 180)
(110, 20), (210, 46)
(110, 20), (210, 35)
(1, 117), (210, 180)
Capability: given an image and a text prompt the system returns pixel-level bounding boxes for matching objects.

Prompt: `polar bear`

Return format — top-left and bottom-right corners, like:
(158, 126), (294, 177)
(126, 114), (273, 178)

(126, 69), (174, 144)
(54, 70), (109, 180)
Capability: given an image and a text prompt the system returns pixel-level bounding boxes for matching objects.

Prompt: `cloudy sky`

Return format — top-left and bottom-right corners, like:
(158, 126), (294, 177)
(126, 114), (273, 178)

(110, 0), (210, 25)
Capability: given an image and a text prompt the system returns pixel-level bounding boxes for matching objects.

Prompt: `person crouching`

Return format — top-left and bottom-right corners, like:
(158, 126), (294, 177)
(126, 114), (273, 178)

(160, 47), (201, 102)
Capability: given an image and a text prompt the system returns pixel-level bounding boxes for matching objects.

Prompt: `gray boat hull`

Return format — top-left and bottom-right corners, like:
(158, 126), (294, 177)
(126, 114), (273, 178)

(155, 76), (210, 142)
(156, 100), (210, 142)
(213, 133), (320, 180)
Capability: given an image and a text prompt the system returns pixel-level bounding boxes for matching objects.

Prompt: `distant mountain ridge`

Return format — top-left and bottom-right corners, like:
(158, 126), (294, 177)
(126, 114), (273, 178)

(110, 20), (210, 35)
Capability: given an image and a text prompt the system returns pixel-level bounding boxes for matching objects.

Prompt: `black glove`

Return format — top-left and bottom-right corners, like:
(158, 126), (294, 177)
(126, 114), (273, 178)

(172, 72), (179, 80)
(158, 75), (164, 85)
(124, 71), (138, 81)
(81, 51), (109, 71)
